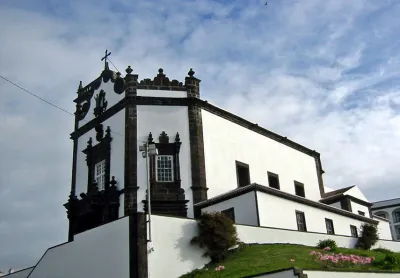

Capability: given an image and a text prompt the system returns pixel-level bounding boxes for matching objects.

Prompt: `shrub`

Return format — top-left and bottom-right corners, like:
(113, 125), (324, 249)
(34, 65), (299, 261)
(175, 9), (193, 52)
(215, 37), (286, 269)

(372, 247), (393, 254)
(317, 239), (337, 251)
(191, 212), (239, 263)
(373, 254), (400, 270)
(355, 224), (379, 250)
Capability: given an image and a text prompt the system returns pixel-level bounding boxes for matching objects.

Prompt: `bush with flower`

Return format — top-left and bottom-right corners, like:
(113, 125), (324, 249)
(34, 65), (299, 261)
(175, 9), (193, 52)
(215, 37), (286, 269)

(310, 250), (375, 269)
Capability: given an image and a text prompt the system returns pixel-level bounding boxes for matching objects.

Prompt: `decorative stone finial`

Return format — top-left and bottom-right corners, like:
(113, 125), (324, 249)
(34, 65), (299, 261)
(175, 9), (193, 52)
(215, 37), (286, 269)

(105, 126), (111, 137)
(110, 176), (117, 188)
(158, 68), (164, 75)
(125, 66), (133, 74)
(188, 68), (195, 77)
(148, 132), (154, 144)
(175, 132), (181, 143)
(77, 81), (83, 94)
(87, 137), (92, 147)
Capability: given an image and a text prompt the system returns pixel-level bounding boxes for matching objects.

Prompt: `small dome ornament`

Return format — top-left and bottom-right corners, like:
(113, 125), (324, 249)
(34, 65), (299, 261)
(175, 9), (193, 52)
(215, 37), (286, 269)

(188, 68), (195, 77)
(125, 66), (133, 74)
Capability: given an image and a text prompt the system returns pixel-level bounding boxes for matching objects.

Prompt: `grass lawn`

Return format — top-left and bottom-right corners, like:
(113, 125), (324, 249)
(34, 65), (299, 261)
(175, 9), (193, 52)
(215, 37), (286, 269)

(179, 244), (400, 278)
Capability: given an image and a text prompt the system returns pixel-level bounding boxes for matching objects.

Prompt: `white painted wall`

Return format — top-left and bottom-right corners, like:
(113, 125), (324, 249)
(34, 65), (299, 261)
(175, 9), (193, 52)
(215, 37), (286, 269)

(137, 89), (187, 98)
(150, 215), (400, 277)
(148, 215), (209, 278)
(304, 270), (400, 278)
(201, 191), (258, 226)
(373, 216), (394, 242)
(136, 105), (193, 216)
(346, 186), (369, 202)
(350, 201), (369, 217)
(201, 110), (322, 201)
(75, 109), (125, 216)
(28, 217), (129, 278)
(255, 191), (387, 238)
(78, 77), (124, 128)
(1, 268), (33, 278)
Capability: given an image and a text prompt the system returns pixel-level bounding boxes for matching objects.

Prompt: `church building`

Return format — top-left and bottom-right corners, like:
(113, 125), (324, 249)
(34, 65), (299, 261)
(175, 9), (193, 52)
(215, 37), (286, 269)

(6, 54), (397, 278)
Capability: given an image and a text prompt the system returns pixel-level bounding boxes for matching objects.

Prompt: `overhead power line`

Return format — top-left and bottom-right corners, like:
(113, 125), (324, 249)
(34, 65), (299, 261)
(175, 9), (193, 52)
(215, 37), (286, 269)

(0, 74), (126, 138)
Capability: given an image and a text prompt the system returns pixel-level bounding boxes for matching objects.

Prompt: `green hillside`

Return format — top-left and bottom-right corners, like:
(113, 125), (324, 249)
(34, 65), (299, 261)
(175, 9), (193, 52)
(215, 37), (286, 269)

(180, 244), (400, 278)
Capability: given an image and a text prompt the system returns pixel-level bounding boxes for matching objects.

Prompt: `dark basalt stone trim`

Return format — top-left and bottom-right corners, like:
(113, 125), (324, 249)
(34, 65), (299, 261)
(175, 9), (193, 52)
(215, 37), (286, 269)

(314, 155), (325, 198)
(70, 98), (126, 140)
(321, 194), (372, 208)
(195, 183), (379, 224)
(129, 213), (148, 278)
(126, 96), (190, 106)
(254, 190), (261, 226)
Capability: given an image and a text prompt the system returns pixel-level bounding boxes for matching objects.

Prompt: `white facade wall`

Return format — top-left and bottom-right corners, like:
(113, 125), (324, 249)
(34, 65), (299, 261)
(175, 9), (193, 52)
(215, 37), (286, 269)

(137, 89), (187, 98)
(148, 215), (209, 278)
(136, 104), (193, 216)
(256, 192), (393, 240)
(201, 110), (322, 201)
(304, 271), (400, 278)
(346, 187), (369, 202)
(150, 215), (400, 277)
(373, 216), (394, 242)
(350, 201), (369, 217)
(75, 109), (125, 216)
(28, 217), (130, 278)
(201, 191), (258, 226)
(77, 78), (125, 129)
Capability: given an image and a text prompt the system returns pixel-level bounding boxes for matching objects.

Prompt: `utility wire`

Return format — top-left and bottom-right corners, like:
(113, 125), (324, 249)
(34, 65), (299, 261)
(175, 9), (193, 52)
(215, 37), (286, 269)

(0, 74), (128, 139)
(108, 58), (121, 75)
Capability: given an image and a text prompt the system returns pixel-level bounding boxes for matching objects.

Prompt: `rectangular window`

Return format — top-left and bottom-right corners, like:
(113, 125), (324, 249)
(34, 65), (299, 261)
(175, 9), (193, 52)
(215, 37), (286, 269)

(95, 160), (106, 190)
(325, 218), (335, 234)
(396, 227), (400, 240)
(267, 172), (280, 190)
(376, 213), (386, 219)
(358, 211), (365, 216)
(295, 211), (307, 232)
(394, 211), (400, 223)
(350, 225), (358, 237)
(221, 208), (235, 222)
(156, 155), (174, 182)
(236, 161), (250, 187)
(294, 181), (305, 197)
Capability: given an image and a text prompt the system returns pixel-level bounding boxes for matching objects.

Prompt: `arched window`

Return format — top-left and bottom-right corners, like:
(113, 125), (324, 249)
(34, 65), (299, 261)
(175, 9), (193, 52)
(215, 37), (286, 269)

(374, 211), (389, 220)
(393, 208), (400, 223)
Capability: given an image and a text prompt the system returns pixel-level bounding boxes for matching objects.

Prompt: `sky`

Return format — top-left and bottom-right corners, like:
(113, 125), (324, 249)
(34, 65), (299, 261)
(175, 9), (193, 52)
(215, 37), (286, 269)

(0, 0), (400, 271)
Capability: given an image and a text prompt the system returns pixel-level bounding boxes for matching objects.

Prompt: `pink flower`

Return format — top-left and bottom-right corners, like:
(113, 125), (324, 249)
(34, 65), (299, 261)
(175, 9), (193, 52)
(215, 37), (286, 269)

(323, 247), (331, 251)
(215, 265), (225, 271)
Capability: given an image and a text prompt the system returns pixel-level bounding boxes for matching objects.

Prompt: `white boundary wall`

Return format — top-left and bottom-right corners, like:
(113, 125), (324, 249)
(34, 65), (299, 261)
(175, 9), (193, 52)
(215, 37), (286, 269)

(150, 215), (400, 278)
(304, 270), (400, 278)
(28, 217), (130, 278)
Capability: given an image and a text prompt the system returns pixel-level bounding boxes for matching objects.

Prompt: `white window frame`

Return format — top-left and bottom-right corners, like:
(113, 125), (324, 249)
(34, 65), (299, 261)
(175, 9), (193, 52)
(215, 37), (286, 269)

(95, 160), (106, 190)
(155, 155), (174, 182)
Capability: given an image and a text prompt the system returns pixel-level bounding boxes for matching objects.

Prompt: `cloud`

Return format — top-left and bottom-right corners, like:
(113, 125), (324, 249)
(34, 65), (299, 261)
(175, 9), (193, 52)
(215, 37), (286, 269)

(1, 0), (400, 270)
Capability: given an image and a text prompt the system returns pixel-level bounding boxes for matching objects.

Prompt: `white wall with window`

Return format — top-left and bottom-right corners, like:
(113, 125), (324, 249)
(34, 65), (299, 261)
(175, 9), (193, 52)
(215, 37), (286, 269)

(200, 191), (259, 226)
(201, 109), (323, 202)
(136, 104), (193, 216)
(256, 191), (392, 239)
(350, 201), (369, 217)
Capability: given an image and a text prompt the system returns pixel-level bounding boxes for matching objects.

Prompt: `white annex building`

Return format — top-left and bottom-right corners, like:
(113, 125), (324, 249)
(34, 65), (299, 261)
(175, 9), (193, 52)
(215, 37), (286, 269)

(5, 56), (400, 278)
(371, 198), (400, 241)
